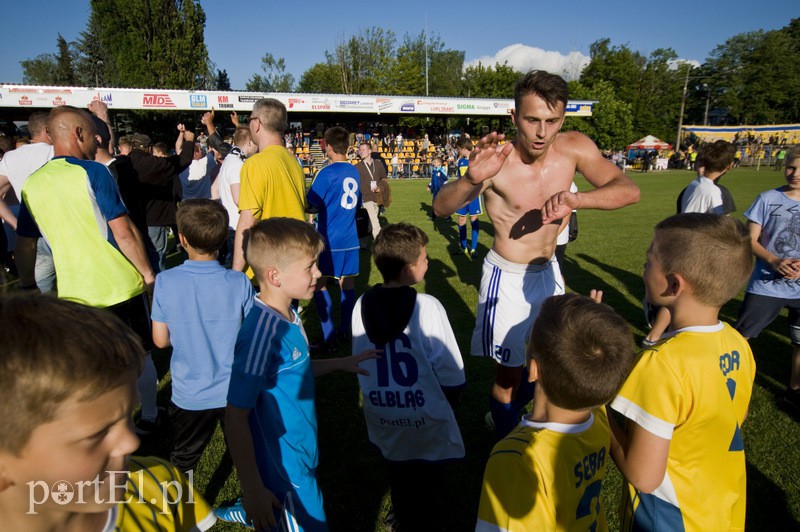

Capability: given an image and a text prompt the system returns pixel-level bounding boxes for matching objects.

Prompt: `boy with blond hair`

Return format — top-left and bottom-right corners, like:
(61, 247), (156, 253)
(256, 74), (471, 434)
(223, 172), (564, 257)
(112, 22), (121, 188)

(218, 217), (378, 531)
(151, 199), (254, 472)
(0, 294), (215, 531)
(610, 213), (755, 531)
(352, 223), (465, 531)
(477, 292), (635, 531)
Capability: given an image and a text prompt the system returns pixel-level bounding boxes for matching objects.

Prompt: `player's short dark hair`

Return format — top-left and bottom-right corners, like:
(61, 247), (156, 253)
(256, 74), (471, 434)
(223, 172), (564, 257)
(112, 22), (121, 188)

(530, 293), (635, 410)
(515, 70), (570, 112)
(252, 98), (288, 134)
(786, 146), (800, 164)
(698, 140), (736, 174)
(456, 137), (473, 152)
(373, 223), (429, 282)
(176, 199), (229, 254)
(90, 116), (111, 148)
(151, 142), (170, 156)
(0, 293), (144, 454)
(652, 213), (752, 307)
(324, 127), (349, 155)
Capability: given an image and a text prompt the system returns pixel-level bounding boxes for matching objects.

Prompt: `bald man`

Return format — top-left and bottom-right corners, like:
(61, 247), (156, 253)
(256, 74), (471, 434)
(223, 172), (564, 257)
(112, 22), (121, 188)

(15, 105), (162, 434)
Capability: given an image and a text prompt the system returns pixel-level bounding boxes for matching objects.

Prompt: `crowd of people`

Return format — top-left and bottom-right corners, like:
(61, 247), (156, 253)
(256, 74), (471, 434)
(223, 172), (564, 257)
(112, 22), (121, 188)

(0, 68), (797, 532)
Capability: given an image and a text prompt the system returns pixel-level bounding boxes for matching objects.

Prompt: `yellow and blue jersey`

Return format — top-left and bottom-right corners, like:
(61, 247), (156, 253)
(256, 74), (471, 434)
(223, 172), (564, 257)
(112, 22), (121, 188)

(476, 408), (610, 532)
(610, 322), (754, 532)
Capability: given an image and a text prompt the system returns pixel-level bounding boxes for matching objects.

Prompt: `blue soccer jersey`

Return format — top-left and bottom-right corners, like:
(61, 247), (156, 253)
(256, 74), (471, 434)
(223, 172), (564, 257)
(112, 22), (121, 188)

(455, 157), (482, 216)
(227, 297), (326, 529)
(307, 162), (361, 252)
(429, 166), (448, 198)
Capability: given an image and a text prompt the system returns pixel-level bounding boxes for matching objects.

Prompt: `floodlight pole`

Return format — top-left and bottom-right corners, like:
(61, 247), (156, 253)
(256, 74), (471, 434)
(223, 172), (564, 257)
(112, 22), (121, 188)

(425, 15), (429, 96)
(675, 64), (692, 156)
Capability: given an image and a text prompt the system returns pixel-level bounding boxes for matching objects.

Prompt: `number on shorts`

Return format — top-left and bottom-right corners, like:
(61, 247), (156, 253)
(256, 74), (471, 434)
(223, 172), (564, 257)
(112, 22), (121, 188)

(494, 345), (511, 363)
(340, 177), (359, 209)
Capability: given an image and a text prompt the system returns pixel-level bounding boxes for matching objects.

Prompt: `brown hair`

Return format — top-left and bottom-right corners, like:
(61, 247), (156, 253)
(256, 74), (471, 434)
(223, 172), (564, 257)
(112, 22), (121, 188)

(176, 199), (229, 254)
(786, 146), (800, 165)
(652, 213), (752, 307)
(373, 223), (429, 282)
(530, 293), (635, 410)
(0, 294), (144, 454)
(27, 111), (50, 138)
(233, 126), (252, 147)
(324, 126), (349, 155)
(252, 98), (288, 134)
(514, 70), (569, 112)
(698, 140), (736, 174)
(246, 217), (324, 280)
(455, 137), (473, 152)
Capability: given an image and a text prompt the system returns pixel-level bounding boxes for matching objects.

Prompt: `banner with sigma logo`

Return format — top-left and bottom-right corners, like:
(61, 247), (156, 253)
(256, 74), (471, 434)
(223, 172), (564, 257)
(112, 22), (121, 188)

(0, 85), (596, 117)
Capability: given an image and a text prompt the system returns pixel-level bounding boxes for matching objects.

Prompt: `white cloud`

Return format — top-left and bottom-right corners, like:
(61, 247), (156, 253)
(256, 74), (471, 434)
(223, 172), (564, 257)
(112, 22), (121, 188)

(464, 44), (590, 81)
(667, 58), (702, 70)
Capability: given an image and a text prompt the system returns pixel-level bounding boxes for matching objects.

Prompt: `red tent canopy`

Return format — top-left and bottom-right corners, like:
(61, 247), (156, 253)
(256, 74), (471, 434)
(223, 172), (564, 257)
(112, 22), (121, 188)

(627, 135), (672, 150)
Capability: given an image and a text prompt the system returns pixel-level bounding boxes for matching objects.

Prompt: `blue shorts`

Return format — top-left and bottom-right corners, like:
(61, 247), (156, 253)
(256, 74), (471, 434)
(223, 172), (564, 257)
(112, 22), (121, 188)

(319, 248), (359, 279)
(456, 196), (483, 216)
(735, 291), (800, 345)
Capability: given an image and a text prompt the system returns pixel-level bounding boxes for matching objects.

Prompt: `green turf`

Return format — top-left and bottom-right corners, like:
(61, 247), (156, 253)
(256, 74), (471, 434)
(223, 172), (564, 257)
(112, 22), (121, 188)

(5, 167), (798, 530)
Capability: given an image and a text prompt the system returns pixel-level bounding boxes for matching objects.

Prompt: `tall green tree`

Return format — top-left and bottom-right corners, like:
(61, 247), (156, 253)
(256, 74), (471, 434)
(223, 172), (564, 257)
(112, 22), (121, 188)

(461, 62), (520, 98)
(21, 53), (58, 85)
(565, 80), (633, 150)
(246, 53), (294, 92)
(327, 27), (396, 94)
(54, 34), (78, 85)
(297, 62), (341, 93)
(85, 0), (210, 88)
(215, 69), (231, 90)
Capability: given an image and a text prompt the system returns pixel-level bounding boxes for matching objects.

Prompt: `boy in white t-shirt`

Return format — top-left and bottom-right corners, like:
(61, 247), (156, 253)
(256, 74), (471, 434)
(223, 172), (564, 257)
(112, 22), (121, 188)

(352, 223), (465, 532)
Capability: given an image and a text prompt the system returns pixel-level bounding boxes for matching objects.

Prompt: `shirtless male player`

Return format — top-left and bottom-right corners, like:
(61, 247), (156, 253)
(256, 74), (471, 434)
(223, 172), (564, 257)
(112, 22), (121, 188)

(434, 70), (640, 438)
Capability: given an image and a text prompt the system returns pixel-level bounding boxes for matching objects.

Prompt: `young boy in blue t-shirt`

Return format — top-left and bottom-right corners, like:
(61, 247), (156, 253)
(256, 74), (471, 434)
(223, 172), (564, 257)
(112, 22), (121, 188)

(218, 217), (378, 531)
(426, 156), (448, 220)
(151, 199), (255, 472)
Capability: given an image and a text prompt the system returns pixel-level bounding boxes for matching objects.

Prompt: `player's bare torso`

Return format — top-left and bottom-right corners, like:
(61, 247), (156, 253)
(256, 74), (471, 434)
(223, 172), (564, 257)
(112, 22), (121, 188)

(483, 134), (578, 264)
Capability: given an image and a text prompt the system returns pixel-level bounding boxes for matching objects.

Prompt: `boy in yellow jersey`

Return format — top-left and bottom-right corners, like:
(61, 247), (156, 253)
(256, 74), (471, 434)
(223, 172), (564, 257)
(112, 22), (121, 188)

(0, 294), (215, 531)
(609, 213), (755, 531)
(477, 293), (635, 531)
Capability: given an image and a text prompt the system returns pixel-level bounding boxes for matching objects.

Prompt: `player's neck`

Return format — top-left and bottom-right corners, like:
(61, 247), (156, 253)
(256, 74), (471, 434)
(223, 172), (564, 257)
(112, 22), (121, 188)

(528, 382), (591, 425)
(667, 297), (720, 330)
(258, 290), (294, 321)
(780, 185), (800, 200)
(328, 154), (347, 163)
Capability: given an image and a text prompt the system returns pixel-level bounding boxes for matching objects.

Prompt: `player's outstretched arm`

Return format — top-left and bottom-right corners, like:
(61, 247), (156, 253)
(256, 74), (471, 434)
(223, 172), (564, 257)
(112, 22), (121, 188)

(542, 133), (640, 223)
(433, 132), (510, 217)
(312, 349), (382, 378)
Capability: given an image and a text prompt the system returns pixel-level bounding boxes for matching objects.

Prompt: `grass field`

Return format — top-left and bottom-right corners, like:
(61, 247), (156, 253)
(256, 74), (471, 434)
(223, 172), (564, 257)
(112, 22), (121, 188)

(4, 167), (799, 530)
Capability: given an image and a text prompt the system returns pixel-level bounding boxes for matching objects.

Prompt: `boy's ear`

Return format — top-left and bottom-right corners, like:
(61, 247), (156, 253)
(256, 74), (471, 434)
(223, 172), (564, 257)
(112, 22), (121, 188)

(666, 272), (686, 297)
(0, 458), (15, 492)
(527, 358), (539, 384)
(177, 233), (189, 249)
(265, 266), (282, 287)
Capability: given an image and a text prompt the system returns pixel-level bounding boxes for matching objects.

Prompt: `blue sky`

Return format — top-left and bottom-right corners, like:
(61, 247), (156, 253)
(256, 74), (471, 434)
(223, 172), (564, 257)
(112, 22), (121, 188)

(2, 0), (797, 89)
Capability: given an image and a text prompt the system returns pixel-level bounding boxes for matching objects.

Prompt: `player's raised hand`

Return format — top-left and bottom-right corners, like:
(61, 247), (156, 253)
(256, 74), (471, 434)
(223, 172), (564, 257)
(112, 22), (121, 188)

(230, 110), (240, 127)
(466, 132), (513, 185)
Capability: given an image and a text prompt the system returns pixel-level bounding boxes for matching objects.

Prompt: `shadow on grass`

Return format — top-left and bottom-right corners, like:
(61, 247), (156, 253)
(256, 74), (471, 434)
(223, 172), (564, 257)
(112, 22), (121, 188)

(746, 460), (799, 530)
